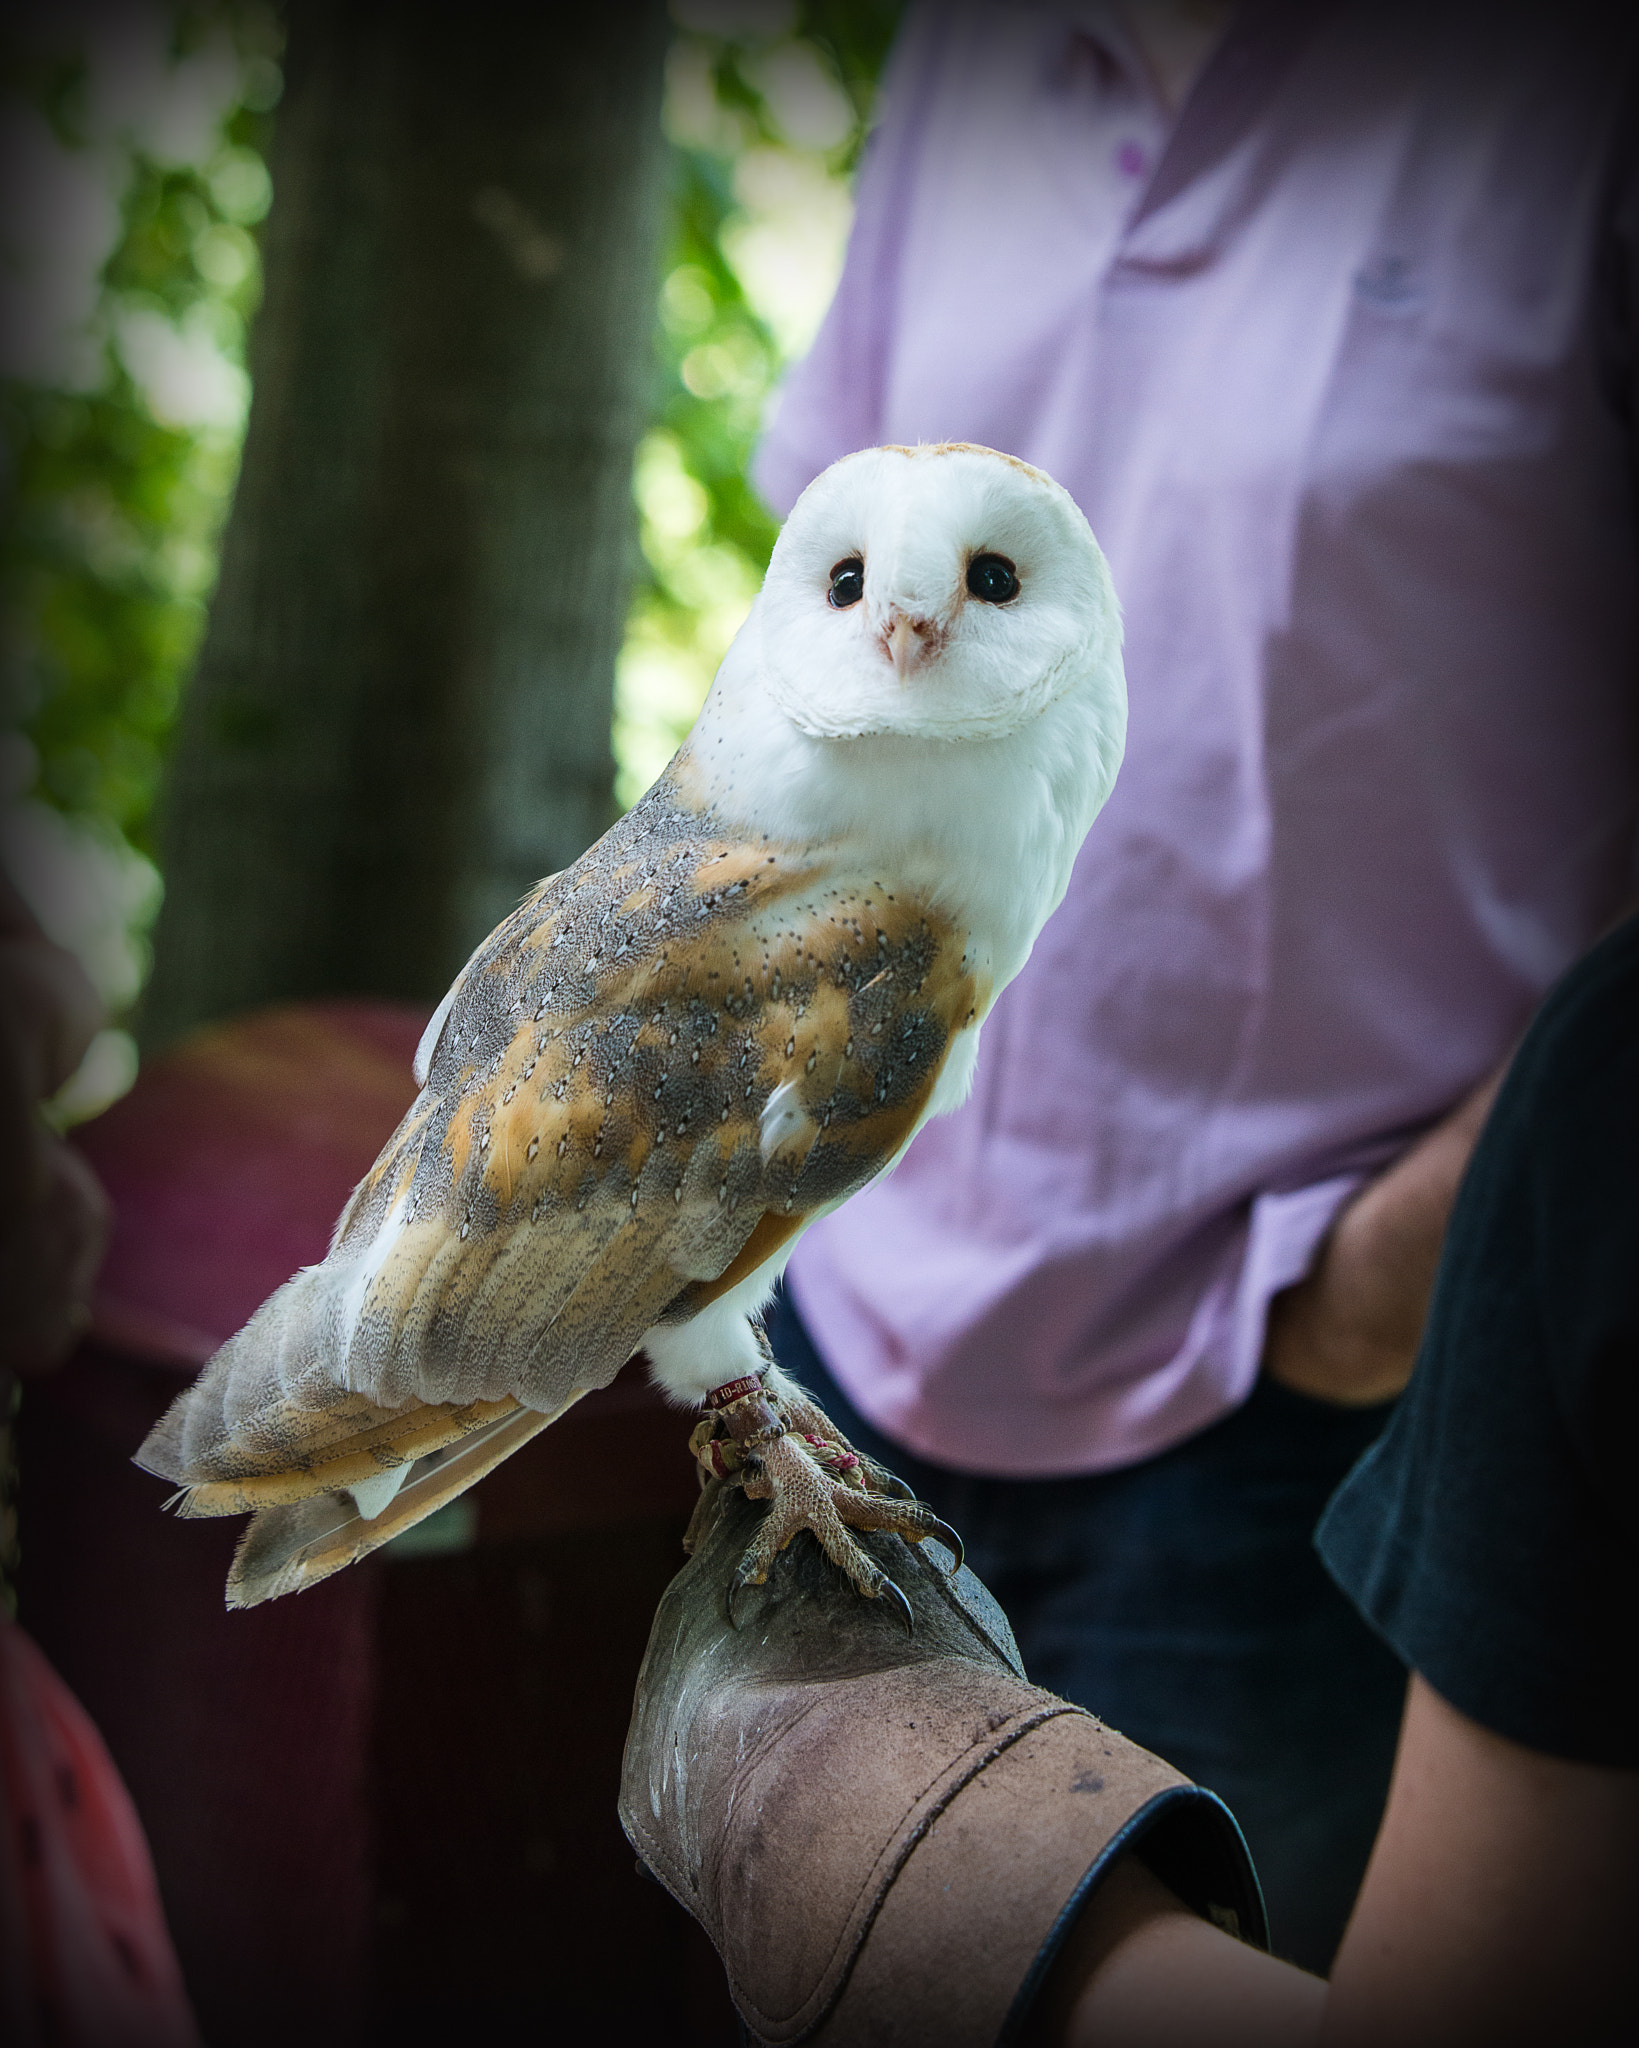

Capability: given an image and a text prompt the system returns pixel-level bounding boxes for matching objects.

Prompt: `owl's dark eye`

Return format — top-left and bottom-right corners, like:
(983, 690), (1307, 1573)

(828, 557), (864, 608)
(966, 552), (1019, 604)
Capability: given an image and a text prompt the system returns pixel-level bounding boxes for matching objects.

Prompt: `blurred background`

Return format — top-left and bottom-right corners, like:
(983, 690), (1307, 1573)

(1, 3), (900, 2041)
(3, 0), (896, 1107)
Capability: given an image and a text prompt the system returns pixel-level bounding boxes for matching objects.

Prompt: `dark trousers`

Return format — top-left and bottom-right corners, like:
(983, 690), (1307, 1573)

(766, 1287), (1408, 1973)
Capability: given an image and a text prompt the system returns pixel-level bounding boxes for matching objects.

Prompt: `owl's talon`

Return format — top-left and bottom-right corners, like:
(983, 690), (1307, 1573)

(877, 1573), (915, 1635)
(776, 1391), (932, 1513)
(921, 1516), (965, 1573)
(862, 1458), (917, 1502)
(701, 1401), (964, 1620)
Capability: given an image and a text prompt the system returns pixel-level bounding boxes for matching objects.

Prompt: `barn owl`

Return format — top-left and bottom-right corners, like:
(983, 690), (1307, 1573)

(137, 442), (1126, 1615)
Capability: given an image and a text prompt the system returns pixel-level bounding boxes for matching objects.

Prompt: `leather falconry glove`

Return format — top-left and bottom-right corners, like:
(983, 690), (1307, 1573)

(620, 1480), (1266, 2047)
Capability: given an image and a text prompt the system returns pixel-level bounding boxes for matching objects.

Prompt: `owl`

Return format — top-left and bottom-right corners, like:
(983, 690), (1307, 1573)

(137, 443), (1126, 1616)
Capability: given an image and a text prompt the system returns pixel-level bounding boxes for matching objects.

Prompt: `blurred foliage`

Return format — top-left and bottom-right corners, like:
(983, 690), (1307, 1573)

(617, 0), (901, 804)
(2, 6), (279, 845)
(0, 0), (901, 1114)
(1, 2), (280, 1109)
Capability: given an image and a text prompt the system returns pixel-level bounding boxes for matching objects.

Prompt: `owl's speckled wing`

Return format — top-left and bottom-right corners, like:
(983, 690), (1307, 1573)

(138, 771), (983, 1504)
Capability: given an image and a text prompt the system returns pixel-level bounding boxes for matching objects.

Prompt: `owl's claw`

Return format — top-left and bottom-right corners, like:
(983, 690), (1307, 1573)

(696, 1384), (965, 1625)
(784, 1404), (963, 1573)
(861, 1458), (918, 1503)
(856, 1463), (960, 1575)
(728, 1548), (914, 1635)
(726, 1425), (962, 1625)
(776, 1389), (940, 1509)
(922, 1515), (965, 1574)
(879, 1574), (915, 1635)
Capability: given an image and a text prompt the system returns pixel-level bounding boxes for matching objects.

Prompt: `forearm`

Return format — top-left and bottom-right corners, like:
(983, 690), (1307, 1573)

(1321, 1678), (1639, 2048)
(1045, 1857), (1325, 2048)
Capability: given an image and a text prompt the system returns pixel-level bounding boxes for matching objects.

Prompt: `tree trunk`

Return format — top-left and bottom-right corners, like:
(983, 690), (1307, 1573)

(142, 0), (668, 1046)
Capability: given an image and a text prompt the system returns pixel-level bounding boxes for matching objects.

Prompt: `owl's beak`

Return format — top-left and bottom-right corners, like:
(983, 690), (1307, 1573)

(884, 607), (938, 681)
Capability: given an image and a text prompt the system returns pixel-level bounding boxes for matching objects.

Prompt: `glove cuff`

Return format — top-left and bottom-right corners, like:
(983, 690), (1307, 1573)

(836, 1703), (1265, 2048)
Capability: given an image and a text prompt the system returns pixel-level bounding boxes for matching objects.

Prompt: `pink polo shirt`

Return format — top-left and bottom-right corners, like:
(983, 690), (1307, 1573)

(757, 0), (1639, 1476)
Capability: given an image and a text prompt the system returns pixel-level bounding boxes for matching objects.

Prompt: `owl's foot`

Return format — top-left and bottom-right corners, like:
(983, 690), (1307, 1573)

(689, 1378), (962, 1629)
(775, 1383), (921, 1504)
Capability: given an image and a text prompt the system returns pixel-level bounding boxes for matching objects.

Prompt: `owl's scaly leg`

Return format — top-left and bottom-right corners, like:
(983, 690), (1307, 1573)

(696, 1375), (963, 1629)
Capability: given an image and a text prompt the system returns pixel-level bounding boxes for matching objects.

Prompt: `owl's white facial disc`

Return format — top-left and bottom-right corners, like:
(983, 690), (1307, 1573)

(754, 443), (1120, 744)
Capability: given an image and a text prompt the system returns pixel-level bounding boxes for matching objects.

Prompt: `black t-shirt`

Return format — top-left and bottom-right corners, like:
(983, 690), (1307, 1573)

(1317, 912), (1639, 1768)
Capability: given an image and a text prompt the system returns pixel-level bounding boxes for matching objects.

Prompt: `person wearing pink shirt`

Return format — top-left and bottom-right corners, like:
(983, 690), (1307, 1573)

(754, 0), (1639, 1968)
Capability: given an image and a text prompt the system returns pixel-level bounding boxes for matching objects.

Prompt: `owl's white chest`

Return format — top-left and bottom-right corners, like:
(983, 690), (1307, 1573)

(682, 642), (1114, 1006)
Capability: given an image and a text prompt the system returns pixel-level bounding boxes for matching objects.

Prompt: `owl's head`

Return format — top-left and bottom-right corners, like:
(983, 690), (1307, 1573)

(752, 442), (1121, 745)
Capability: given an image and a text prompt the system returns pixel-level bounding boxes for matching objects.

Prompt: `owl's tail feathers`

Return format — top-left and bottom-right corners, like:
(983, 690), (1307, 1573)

(143, 1389), (524, 1519)
(225, 1399), (575, 1607)
(131, 1253), (523, 1512)
(134, 1261), (377, 1484)
(129, 1256), (594, 1604)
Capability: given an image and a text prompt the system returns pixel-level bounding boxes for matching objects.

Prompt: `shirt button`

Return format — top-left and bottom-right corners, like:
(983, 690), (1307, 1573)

(1115, 139), (1147, 178)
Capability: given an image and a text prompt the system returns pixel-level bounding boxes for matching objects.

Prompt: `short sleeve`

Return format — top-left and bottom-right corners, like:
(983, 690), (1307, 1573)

(1316, 914), (1639, 1767)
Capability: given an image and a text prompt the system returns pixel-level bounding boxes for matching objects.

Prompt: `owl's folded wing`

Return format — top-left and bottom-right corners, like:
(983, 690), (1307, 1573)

(136, 786), (983, 1560)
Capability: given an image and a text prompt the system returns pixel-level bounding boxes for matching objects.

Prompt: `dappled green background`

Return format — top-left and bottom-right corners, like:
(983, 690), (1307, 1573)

(0, 0), (899, 1116)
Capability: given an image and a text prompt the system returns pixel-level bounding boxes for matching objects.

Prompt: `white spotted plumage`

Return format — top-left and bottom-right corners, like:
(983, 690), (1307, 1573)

(137, 443), (1126, 1605)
